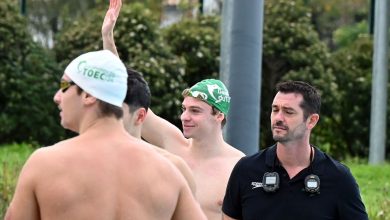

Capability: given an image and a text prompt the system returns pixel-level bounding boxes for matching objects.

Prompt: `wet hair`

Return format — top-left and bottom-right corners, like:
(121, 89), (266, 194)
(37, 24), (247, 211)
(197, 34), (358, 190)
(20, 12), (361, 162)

(276, 81), (321, 119)
(123, 67), (151, 113)
(76, 86), (123, 119)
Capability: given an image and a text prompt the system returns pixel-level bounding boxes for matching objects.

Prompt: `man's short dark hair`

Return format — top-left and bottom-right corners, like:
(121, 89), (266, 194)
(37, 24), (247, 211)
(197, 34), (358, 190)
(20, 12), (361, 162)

(76, 86), (123, 119)
(276, 81), (321, 119)
(124, 68), (151, 113)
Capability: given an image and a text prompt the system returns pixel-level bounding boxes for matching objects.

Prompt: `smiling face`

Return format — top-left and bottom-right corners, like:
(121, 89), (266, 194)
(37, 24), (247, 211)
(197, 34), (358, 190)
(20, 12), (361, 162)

(53, 74), (83, 132)
(270, 92), (310, 143)
(180, 96), (222, 139)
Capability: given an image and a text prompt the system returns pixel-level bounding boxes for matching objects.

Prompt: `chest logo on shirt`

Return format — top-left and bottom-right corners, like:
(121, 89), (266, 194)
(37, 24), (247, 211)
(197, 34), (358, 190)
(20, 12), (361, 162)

(251, 181), (263, 189)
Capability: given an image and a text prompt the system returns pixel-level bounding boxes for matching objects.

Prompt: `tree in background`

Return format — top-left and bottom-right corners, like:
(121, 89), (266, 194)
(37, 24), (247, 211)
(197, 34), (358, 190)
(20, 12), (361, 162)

(24, 0), (167, 48)
(163, 15), (221, 87)
(3, 0), (386, 158)
(54, 3), (186, 127)
(330, 35), (390, 158)
(0, 0), (64, 146)
(260, 0), (341, 156)
(25, 0), (107, 47)
(333, 20), (369, 49)
(305, 0), (368, 50)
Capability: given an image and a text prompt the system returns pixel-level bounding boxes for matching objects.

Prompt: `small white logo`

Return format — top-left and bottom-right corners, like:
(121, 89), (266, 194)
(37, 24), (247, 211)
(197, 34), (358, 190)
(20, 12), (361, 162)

(251, 182), (263, 189)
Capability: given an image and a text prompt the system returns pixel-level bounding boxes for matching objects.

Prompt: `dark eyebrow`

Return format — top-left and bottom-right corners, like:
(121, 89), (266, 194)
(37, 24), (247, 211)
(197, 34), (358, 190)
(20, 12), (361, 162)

(272, 105), (296, 111)
(281, 106), (296, 112)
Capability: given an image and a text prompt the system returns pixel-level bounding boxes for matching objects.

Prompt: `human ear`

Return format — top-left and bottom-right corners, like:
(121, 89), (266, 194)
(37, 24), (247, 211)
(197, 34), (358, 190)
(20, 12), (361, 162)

(83, 92), (97, 106)
(307, 113), (319, 129)
(135, 108), (147, 125)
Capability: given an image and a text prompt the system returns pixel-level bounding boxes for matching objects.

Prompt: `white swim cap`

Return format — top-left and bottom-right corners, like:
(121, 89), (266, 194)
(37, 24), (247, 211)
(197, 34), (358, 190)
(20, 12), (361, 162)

(65, 50), (127, 107)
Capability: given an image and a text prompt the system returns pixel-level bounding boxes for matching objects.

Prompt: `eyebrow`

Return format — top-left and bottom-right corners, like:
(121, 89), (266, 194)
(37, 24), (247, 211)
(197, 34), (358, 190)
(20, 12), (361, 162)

(183, 105), (204, 110)
(272, 105), (296, 111)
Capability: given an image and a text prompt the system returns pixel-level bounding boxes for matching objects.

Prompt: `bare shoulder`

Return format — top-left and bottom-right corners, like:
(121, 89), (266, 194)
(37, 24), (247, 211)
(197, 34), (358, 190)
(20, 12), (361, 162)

(21, 143), (62, 171)
(153, 146), (184, 166)
(224, 143), (246, 158)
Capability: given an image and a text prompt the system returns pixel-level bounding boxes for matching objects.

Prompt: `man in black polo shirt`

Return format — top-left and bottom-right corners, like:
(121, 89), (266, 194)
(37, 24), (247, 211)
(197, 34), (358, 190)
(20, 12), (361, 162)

(222, 81), (368, 220)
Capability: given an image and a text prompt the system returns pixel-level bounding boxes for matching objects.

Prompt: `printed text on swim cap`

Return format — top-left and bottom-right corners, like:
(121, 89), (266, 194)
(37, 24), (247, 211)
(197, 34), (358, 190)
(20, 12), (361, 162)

(77, 61), (116, 82)
(207, 84), (231, 103)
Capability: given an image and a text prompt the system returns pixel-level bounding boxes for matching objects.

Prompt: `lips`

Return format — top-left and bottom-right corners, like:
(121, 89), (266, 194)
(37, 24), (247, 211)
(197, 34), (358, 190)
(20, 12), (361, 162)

(182, 124), (195, 129)
(272, 125), (288, 131)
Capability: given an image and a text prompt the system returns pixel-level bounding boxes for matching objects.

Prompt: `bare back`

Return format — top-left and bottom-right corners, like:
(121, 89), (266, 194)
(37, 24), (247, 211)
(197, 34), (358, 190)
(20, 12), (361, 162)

(6, 129), (205, 220)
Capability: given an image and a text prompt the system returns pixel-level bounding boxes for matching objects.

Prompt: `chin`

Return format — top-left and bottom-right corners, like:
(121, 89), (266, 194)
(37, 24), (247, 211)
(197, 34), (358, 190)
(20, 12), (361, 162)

(61, 122), (78, 134)
(183, 131), (192, 139)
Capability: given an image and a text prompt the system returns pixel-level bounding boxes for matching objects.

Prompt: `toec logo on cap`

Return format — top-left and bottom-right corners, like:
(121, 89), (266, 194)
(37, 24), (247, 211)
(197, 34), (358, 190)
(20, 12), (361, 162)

(65, 50), (127, 107)
(183, 79), (231, 115)
(77, 61), (116, 82)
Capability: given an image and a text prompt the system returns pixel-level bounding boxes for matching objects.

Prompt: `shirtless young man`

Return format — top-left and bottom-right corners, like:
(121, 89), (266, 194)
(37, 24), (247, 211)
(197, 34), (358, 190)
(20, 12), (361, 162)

(102, 0), (196, 195)
(143, 80), (246, 220)
(122, 68), (197, 194)
(5, 50), (206, 220)
(102, 2), (245, 219)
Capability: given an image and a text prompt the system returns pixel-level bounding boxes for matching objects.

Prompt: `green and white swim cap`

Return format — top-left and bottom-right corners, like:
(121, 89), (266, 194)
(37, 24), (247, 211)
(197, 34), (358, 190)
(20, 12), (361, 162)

(182, 79), (231, 115)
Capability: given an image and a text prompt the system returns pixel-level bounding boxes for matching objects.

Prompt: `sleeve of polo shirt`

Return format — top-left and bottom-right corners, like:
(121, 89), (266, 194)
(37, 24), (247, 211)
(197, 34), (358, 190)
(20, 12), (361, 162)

(222, 157), (245, 219)
(337, 166), (369, 220)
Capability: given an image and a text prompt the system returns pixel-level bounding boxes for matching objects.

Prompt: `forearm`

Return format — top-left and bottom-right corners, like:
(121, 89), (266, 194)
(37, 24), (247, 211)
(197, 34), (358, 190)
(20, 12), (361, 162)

(102, 31), (119, 57)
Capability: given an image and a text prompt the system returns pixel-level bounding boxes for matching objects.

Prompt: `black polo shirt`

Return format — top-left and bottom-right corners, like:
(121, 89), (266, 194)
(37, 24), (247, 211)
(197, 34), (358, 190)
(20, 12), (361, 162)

(222, 145), (368, 220)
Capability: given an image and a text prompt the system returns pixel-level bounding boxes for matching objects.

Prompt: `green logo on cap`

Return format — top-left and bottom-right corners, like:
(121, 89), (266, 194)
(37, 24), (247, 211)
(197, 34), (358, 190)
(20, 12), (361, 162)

(77, 61), (116, 82)
(184, 79), (231, 115)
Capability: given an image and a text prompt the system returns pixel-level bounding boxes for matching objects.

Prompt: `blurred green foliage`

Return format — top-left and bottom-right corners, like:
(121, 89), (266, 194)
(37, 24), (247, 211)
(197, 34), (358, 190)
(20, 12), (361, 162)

(0, 0), (389, 159)
(0, 0), (65, 146)
(330, 36), (374, 158)
(55, 3), (187, 126)
(261, 0), (338, 154)
(163, 15), (221, 86)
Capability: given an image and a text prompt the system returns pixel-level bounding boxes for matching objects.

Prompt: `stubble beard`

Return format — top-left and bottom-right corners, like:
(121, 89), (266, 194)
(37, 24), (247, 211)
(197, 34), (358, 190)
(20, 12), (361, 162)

(272, 123), (306, 143)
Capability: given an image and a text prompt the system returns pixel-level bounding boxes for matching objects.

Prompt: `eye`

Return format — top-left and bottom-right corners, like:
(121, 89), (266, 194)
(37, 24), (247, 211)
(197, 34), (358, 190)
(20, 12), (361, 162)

(191, 109), (200, 113)
(285, 109), (294, 115)
(60, 80), (75, 93)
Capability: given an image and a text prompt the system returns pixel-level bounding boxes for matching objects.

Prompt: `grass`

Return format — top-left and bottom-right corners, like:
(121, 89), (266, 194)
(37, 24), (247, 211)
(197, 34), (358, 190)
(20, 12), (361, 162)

(0, 144), (389, 219)
(0, 143), (35, 218)
(346, 160), (390, 220)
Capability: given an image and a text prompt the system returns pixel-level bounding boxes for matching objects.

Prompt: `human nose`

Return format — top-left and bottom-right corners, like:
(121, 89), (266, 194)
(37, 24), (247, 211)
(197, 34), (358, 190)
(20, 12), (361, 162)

(180, 110), (190, 121)
(271, 110), (284, 122)
(53, 89), (61, 105)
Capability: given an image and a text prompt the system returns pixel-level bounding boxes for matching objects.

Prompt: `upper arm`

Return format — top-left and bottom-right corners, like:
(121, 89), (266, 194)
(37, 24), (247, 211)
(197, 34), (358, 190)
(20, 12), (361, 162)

(171, 156), (196, 195)
(142, 109), (188, 152)
(5, 150), (44, 220)
(171, 182), (206, 220)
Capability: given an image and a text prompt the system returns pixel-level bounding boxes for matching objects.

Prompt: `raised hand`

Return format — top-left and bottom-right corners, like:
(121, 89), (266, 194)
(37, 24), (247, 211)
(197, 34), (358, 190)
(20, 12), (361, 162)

(102, 0), (122, 56)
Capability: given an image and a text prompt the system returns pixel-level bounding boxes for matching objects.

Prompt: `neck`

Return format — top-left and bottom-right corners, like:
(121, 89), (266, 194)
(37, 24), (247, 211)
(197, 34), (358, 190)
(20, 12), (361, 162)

(79, 115), (123, 135)
(129, 126), (142, 139)
(276, 140), (312, 168)
(189, 131), (226, 157)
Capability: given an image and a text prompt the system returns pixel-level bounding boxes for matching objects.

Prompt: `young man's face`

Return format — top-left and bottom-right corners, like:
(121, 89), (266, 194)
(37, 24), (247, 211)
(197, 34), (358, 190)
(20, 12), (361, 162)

(270, 92), (308, 143)
(53, 74), (82, 132)
(180, 96), (219, 139)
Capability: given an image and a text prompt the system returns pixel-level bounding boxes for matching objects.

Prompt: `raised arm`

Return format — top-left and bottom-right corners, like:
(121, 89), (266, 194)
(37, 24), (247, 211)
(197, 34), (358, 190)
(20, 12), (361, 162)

(102, 0), (121, 56)
(101, 0), (188, 152)
(142, 110), (189, 152)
